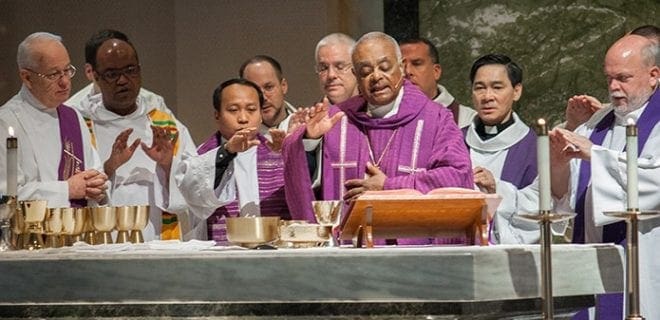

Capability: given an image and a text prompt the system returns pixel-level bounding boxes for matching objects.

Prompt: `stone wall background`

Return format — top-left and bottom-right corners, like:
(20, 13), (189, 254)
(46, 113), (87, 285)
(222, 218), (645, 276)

(420, 1), (658, 126)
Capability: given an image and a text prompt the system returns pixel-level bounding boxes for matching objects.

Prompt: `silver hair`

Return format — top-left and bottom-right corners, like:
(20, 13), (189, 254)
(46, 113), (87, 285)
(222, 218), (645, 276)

(314, 33), (356, 63)
(16, 32), (63, 69)
(350, 31), (402, 62)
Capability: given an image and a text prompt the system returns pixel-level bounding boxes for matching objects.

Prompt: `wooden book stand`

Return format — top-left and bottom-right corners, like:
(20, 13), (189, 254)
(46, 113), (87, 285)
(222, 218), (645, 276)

(339, 188), (501, 248)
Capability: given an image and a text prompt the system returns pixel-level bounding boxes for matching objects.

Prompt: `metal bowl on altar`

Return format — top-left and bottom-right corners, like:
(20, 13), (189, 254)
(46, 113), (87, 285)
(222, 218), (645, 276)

(225, 217), (280, 247)
(278, 220), (330, 248)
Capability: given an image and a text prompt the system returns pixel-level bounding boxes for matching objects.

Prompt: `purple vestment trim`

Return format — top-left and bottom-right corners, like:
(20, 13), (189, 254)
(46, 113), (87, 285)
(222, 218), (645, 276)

(500, 128), (538, 189)
(574, 90), (660, 244)
(56, 105), (86, 208)
(197, 131), (222, 155)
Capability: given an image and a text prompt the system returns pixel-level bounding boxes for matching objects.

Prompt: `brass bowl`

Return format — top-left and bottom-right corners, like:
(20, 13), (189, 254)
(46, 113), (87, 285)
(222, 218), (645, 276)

(226, 216), (280, 247)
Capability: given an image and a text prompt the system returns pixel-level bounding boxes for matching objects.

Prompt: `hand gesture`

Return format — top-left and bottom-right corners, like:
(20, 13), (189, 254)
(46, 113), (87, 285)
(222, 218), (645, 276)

(103, 128), (141, 178)
(142, 126), (178, 173)
(225, 127), (260, 153)
(549, 127), (593, 162)
(287, 107), (309, 134)
(305, 98), (344, 139)
(473, 166), (496, 194)
(565, 95), (603, 131)
(343, 163), (386, 201)
(266, 128), (286, 152)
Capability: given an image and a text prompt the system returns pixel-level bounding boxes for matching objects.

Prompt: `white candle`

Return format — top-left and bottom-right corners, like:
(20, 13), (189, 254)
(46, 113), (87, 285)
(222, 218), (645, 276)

(626, 118), (638, 210)
(537, 119), (551, 212)
(6, 127), (17, 197)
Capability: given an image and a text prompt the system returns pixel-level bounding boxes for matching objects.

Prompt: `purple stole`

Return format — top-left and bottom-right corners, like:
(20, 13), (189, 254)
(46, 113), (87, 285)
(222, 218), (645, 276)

(57, 105), (86, 208)
(199, 133), (290, 243)
(574, 90), (660, 244)
(462, 126), (538, 189)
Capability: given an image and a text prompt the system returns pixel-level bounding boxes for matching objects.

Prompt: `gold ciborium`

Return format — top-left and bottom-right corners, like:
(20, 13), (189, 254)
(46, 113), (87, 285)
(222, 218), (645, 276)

(0, 196), (16, 251)
(130, 205), (150, 243)
(312, 200), (343, 246)
(20, 200), (48, 250)
(91, 207), (116, 244)
(44, 208), (64, 248)
(115, 206), (135, 244)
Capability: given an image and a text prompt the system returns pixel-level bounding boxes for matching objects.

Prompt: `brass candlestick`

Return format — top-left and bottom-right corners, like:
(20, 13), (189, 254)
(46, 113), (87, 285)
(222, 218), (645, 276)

(604, 210), (659, 320)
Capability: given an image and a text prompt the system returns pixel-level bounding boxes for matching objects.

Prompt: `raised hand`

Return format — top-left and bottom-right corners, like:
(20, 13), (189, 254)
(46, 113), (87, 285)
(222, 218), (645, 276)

(142, 126), (178, 173)
(473, 166), (496, 194)
(225, 127), (260, 153)
(565, 94), (603, 131)
(266, 128), (286, 152)
(550, 127), (593, 161)
(103, 128), (141, 178)
(304, 98), (344, 140)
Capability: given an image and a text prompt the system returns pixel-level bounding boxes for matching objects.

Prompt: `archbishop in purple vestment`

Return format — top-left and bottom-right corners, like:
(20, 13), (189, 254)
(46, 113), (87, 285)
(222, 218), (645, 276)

(283, 80), (473, 243)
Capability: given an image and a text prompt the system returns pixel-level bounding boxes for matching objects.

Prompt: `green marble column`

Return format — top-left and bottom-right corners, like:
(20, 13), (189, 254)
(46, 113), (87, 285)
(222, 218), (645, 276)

(419, 0), (658, 126)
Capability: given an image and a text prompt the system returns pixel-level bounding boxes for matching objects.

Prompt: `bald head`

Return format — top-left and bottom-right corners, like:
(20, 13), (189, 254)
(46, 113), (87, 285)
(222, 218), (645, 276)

(605, 35), (659, 113)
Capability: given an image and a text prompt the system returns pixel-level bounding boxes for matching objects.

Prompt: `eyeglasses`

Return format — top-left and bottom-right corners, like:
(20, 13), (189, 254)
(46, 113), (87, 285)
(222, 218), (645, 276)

(96, 65), (141, 82)
(315, 62), (353, 75)
(25, 65), (76, 81)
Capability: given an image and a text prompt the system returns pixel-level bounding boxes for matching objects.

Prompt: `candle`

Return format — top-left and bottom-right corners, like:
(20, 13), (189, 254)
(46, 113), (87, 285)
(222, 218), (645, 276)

(626, 118), (638, 210)
(6, 127), (17, 197)
(537, 119), (551, 212)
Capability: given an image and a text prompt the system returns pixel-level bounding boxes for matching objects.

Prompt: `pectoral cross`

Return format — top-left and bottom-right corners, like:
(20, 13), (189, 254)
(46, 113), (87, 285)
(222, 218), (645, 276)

(397, 120), (426, 175)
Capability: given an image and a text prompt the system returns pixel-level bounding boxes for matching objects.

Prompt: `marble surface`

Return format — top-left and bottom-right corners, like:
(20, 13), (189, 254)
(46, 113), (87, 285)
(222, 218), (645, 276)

(0, 244), (623, 318)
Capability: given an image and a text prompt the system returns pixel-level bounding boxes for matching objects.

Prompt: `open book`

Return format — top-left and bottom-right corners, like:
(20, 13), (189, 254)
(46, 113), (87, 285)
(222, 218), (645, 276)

(339, 188), (501, 246)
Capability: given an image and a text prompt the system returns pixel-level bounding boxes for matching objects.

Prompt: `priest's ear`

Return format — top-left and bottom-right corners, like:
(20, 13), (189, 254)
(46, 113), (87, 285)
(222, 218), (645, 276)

(18, 69), (35, 90)
(513, 83), (523, 102)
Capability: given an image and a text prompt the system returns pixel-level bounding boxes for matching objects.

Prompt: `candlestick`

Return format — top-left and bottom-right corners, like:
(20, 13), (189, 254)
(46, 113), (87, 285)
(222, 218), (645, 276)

(6, 127), (17, 197)
(626, 118), (638, 211)
(536, 119), (551, 212)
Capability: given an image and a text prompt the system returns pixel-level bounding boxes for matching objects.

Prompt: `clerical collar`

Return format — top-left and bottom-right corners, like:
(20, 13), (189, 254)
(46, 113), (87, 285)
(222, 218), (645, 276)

(366, 86), (404, 118)
(475, 115), (515, 140)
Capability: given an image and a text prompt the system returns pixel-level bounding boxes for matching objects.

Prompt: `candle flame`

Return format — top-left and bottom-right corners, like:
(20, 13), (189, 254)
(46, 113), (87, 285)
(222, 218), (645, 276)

(537, 118), (546, 126)
(7, 126), (14, 137)
(626, 117), (636, 126)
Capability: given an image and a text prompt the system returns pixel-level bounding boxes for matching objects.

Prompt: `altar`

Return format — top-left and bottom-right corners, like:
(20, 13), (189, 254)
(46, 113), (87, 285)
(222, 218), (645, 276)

(0, 243), (623, 319)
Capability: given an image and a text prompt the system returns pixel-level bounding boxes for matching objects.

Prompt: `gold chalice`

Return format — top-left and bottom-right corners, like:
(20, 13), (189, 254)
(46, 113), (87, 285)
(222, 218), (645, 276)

(91, 206), (116, 244)
(10, 198), (25, 250)
(60, 208), (79, 246)
(80, 207), (97, 245)
(130, 205), (150, 243)
(69, 207), (89, 245)
(312, 200), (343, 247)
(44, 208), (64, 248)
(20, 200), (48, 250)
(115, 206), (135, 244)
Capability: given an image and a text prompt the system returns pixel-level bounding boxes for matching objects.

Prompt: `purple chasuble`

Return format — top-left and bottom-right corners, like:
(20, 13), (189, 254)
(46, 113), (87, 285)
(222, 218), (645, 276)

(57, 105), (87, 208)
(574, 90), (660, 244)
(283, 80), (473, 245)
(203, 134), (290, 243)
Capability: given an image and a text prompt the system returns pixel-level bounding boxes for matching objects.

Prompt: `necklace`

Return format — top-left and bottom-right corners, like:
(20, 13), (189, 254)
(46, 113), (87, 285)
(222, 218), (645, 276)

(364, 127), (399, 168)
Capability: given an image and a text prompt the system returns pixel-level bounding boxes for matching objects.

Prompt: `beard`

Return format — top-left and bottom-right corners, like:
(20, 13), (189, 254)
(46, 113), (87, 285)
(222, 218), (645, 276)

(611, 89), (653, 115)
